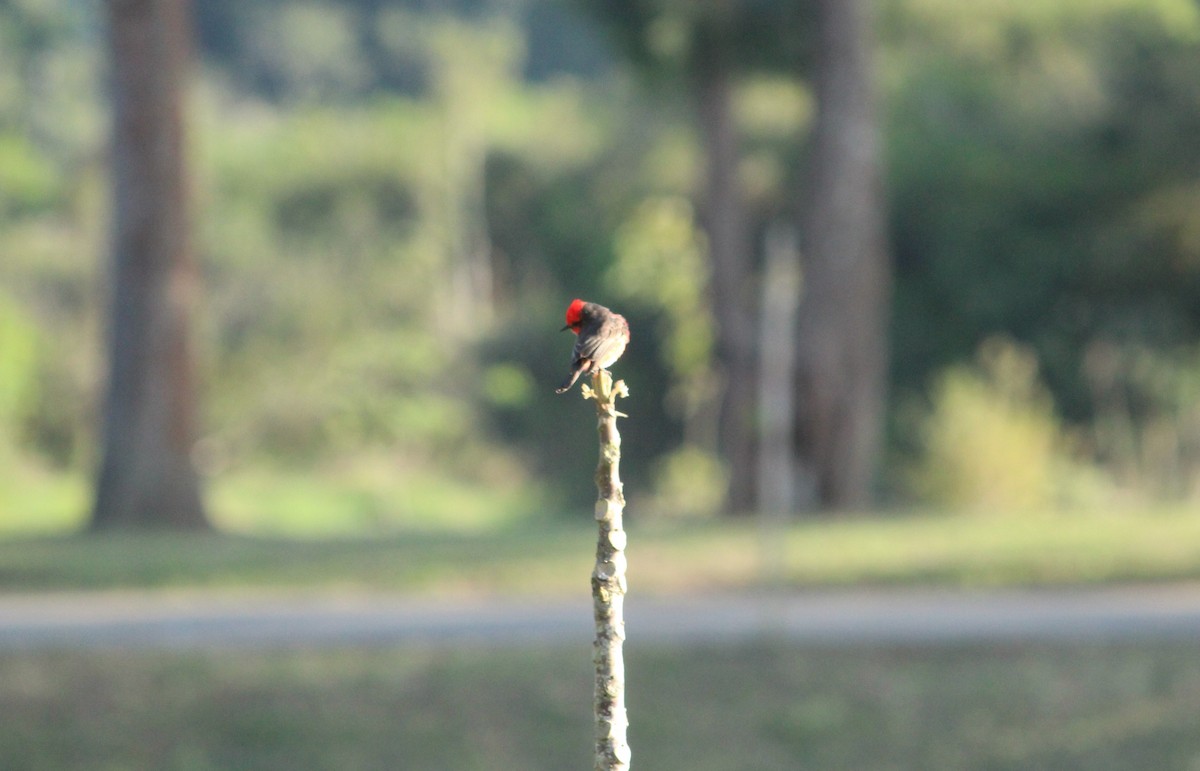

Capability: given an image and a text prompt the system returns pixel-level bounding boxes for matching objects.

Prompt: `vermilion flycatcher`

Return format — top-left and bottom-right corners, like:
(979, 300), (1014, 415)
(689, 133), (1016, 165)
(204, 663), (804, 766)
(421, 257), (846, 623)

(556, 298), (630, 393)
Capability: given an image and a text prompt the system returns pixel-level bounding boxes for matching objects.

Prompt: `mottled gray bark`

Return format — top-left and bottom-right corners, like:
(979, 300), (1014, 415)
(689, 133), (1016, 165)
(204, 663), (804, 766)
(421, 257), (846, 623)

(582, 371), (631, 771)
(93, 0), (206, 530)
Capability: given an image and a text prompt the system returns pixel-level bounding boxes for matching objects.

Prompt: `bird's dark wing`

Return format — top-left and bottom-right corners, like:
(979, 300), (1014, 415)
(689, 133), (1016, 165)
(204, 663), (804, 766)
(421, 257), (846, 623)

(573, 314), (627, 366)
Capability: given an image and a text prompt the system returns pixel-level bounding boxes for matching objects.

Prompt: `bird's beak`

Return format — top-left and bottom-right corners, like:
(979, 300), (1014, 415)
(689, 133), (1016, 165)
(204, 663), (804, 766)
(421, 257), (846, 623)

(560, 324), (570, 332)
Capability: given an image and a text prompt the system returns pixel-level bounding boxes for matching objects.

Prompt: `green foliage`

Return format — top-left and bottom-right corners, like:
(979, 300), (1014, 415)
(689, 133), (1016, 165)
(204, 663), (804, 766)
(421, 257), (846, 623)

(1084, 342), (1200, 500)
(0, 134), (59, 214)
(609, 196), (723, 499)
(910, 338), (1100, 512)
(0, 292), (39, 440)
(5, 0), (1200, 523)
(244, 3), (370, 101)
(195, 96), (479, 468)
(211, 460), (541, 536)
(0, 467), (86, 534)
(482, 363), (536, 409)
(635, 445), (727, 519)
(611, 196), (712, 378)
(886, 0), (1200, 424)
(189, 13), (622, 500)
(576, 0), (815, 78)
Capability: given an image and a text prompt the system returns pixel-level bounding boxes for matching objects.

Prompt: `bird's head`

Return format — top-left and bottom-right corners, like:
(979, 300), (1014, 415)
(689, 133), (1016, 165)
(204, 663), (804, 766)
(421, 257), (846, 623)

(561, 298), (586, 334)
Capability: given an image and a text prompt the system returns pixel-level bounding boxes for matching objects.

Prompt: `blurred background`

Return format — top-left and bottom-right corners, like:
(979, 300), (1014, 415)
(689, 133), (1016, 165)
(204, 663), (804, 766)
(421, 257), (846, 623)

(4, 0), (1200, 767)
(7, 0), (1200, 534)
(4, 0), (1200, 531)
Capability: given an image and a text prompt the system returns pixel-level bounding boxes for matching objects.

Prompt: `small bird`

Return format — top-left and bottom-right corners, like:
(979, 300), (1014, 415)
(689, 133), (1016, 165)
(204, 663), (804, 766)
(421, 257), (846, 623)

(556, 298), (630, 393)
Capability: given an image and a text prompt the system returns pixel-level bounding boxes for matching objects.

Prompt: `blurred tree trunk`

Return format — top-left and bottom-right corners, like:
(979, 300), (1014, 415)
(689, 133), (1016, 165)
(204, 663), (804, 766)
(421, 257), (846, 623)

(695, 41), (757, 515)
(794, 0), (891, 510)
(92, 0), (207, 530)
(426, 20), (520, 338)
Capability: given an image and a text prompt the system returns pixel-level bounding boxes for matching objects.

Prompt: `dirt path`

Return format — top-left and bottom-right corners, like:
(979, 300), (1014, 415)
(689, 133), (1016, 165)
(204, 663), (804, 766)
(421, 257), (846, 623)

(1, 584), (1198, 650)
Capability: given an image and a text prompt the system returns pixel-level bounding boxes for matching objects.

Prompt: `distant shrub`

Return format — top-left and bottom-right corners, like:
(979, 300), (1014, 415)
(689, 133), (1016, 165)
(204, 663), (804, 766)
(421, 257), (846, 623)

(910, 337), (1100, 513)
(634, 447), (727, 520)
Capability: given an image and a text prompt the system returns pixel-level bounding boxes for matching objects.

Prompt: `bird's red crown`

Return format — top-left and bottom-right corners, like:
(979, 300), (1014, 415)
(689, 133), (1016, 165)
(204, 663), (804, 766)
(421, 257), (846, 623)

(564, 298), (586, 332)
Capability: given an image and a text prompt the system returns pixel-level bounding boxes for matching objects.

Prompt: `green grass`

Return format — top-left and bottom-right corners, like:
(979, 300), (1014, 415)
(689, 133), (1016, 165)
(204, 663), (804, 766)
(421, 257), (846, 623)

(7, 464), (1200, 593)
(2, 507), (1200, 593)
(0, 527), (595, 593)
(6, 472), (1200, 769)
(210, 464), (543, 535)
(1, 642), (1198, 770)
(0, 463), (543, 538)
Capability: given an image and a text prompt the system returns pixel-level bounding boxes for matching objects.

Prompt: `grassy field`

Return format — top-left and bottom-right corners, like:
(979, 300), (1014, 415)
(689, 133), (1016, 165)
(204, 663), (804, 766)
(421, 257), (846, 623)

(6, 464), (1200, 593)
(5, 481), (1200, 769)
(2, 641), (1198, 770)
(2, 507), (1200, 593)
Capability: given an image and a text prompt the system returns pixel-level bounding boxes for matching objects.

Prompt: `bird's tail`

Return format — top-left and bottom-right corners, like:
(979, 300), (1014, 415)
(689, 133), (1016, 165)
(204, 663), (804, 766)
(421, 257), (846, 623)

(555, 365), (586, 394)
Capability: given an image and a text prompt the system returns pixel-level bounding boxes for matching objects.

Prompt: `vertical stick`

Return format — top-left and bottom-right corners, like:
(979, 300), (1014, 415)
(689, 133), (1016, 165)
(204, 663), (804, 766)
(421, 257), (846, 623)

(582, 370), (631, 771)
(757, 223), (801, 583)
